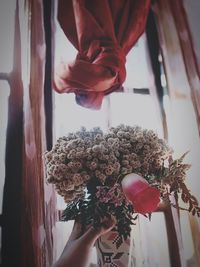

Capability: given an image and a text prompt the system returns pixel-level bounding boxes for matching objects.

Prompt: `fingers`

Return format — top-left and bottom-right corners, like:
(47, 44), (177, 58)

(80, 216), (116, 245)
(68, 216), (116, 247)
(98, 216), (116, 235)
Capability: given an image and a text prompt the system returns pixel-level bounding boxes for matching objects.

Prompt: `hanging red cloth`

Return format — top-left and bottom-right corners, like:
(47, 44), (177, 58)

(54, 0), (151, 109)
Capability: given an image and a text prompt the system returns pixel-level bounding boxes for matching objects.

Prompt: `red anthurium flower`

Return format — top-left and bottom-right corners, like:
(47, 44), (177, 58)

(121, 173), (160, 214)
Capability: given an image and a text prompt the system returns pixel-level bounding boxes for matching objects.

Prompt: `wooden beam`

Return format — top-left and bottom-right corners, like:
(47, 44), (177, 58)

(0, 73), (10, 81)
(188, 214), (200, 267)
(164, 205), (186, 267)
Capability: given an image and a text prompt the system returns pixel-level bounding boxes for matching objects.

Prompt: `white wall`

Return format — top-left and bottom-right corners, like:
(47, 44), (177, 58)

(183, 0), (200, 72)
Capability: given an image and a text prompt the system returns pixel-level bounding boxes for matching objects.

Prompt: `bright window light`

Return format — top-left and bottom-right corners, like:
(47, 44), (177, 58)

(54, 94), (109, 139)
(0, 81), (10, 255)
(109, 92), (162, 136)
(137, 213), (170, 267)
(180, 212), (195, 264)
(0, 82), (10, 213)
(53, 11), (164, 263)
(124, 34), (153, 89)
(0, 0), (15, 72)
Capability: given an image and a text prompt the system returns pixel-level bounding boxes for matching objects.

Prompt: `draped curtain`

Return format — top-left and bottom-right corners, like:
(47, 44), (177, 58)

(54, 0), (151, 109)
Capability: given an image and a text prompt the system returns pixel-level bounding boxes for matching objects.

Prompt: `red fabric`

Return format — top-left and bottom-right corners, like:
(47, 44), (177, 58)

(122, 173), (160, 214)
(54, 0), (151, 109)
(131, 187), (161, 214)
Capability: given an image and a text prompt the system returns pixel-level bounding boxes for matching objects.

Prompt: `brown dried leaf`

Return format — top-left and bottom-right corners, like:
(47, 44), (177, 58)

(174, 191), (178, 202)
(178, 151), (190, 162)
(188, 201), (193, 212)
(192, 209), (196, 216)
(190, 195), (198, 205)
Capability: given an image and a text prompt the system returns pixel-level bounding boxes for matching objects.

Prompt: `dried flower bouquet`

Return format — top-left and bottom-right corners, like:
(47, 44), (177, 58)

(45, 125), (200, 245)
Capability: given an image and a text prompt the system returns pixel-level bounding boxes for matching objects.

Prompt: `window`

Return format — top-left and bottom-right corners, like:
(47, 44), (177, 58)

(132, 213), (171, 267)
(0, 0), (15, 73)
(0, 82), (10, 213)
(0, 82), (10, 259)
(53, 12), (170, 264)
(0, 0), (15, 261)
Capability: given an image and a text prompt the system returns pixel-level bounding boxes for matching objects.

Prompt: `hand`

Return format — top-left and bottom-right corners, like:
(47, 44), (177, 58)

(52, 216), (116, 267)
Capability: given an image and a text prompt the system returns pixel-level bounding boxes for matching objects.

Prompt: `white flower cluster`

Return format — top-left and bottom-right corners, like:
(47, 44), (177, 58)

(45, 125), (172, 203)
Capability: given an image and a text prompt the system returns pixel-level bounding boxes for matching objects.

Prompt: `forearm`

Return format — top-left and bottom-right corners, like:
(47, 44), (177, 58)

(51, 242), (92, 267)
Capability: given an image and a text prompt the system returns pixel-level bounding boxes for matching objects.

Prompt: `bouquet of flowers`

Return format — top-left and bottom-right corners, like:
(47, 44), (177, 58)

(45, 125), (200, 246)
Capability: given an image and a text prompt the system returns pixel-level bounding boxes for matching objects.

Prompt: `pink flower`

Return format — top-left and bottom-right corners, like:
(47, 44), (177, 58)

(96, 184), (127, 207)
(122, 173), (160, 214)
